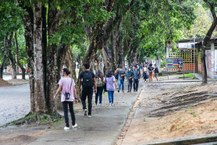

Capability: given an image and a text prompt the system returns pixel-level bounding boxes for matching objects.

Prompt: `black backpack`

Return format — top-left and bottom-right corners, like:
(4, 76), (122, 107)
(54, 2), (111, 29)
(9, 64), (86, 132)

(82, 71), (93, 88)
(148, 67), (153, 73)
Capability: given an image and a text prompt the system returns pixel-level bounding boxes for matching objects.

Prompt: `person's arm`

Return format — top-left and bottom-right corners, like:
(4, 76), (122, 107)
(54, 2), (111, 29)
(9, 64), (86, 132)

(78, 73), (82, 88)
(114, 77), (118, 89)
(73, 86), (77, 99)
(92, 73), (97, 92)
(54, 85), (62, 99)
(93, 77), (97, 92)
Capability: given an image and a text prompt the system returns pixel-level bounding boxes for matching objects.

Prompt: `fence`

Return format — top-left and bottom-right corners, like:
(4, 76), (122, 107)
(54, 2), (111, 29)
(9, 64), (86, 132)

(167, 50), (197, 73)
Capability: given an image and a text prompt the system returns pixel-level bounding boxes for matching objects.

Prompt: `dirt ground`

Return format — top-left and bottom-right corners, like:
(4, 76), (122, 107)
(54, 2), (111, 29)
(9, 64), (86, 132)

(0, 78), (11, 87)
(0, 78), (28, 87)
(119, 81), (217, 145)
(2, 76), (217, 145)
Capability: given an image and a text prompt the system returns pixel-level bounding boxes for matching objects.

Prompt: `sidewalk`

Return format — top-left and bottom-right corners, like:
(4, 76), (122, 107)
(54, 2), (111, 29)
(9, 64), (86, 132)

(27, 87), (142, 145)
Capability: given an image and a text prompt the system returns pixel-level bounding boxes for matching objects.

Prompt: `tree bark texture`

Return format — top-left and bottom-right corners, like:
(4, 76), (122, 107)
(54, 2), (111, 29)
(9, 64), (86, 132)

(0, 36), (8, 78)
(15, 32), (26, 79)
(83, 0), (135, 65)
(8, 33), (17, 79)
(18, 0), (36, 112)
(201, 0), (217, 84)
(33, 3), (46, 113)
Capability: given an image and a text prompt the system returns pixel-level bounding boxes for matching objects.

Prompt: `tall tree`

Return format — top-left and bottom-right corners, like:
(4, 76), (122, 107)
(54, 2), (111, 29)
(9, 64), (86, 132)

(200, 0), (217, 84)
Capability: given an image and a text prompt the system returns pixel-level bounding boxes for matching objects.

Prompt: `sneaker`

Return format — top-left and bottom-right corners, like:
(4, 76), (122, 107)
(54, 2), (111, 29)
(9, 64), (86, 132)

(64, 126), (70, 130)
(72, 123), (78, 128)
(88, 115), (92, 118)
(84, 109), (87, 116)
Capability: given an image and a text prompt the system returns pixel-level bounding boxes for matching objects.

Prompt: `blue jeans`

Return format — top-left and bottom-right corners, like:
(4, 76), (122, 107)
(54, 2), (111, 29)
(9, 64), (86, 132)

(107, 91), (114, 104)
(95, 86), (103, 104)
(118, 78), (124, 92)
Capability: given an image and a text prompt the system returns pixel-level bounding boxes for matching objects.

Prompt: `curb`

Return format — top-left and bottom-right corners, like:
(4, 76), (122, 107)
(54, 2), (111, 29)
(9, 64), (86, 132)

(148, 133), (217, 145)
(114, 86), (144, 145)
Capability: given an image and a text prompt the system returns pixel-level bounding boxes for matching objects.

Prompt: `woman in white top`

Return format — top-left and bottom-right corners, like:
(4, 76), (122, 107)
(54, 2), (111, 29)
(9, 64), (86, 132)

(54, 68), (77, 130)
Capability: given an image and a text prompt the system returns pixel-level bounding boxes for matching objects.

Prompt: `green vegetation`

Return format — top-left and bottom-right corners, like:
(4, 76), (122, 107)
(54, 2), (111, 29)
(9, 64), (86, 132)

(179, 73), (196, 79)
(0, 0), (216, 119)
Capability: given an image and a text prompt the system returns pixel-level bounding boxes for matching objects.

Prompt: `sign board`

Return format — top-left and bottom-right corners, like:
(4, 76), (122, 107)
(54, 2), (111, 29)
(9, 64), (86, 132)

(166, 58), (184, 69)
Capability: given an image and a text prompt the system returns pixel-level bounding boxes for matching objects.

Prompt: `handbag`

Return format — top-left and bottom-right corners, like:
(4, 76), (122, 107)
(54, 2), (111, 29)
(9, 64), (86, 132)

(64, 79), (73, 100)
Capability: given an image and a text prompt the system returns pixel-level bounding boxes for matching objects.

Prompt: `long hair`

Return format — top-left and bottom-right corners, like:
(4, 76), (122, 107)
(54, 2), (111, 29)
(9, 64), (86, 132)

(106, 70), (113, 77)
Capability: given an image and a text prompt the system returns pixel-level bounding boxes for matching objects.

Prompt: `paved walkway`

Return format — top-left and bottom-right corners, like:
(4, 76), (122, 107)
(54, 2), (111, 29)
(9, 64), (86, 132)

(0, 80), (143, 145)
(27, 85), (143, 145)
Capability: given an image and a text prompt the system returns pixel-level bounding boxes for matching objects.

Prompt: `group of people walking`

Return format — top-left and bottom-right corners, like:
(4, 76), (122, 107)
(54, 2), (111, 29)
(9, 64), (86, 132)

(53, 62), (159, 130)
(143, 63), (159, 82)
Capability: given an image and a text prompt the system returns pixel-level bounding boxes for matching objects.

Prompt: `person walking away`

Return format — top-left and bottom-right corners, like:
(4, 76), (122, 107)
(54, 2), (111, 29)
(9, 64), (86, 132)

(139, 63), (144, 78)
(54, 68), (77, 130)
(148, 63), (154, 82)
(133, 65), (140, 92)
(116, 66), (125, 93)
(154, 64), (159, 81)
(79, 63), (97, 117)
(126, 67), (134, 92)
(143, 64), (148, 82)
(95, 70), (104, 106)
(105, 71), (116, 106)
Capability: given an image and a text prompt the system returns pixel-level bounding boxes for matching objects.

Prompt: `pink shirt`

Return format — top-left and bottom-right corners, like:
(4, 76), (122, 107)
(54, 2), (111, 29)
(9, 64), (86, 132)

(58, 77), (75, 102)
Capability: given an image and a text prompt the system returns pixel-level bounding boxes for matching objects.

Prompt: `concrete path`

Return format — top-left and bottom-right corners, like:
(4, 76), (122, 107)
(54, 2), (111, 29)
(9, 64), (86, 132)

(27, 88), (142, 145)
(0, 84), (30, 126)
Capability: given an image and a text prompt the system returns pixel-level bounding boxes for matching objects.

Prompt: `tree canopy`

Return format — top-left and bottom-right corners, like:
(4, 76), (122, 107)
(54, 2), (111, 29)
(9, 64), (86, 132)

(0, 0), (216, 114)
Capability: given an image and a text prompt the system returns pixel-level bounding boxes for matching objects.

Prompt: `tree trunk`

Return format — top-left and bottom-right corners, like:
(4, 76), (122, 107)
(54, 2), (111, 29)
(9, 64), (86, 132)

(33, 3), (46, 113)
(0, 55), (6, 78)
(18, 62), (26, 80)
(201, 47), (207, 84)
(64, 46), (77, 82)
(0, 36), (8, 78)
(47, 1), (64, 113)
(18, 0), (36, 112)
(201, 0), (217, 84)
(15, 32), (26, 80)
(8, 33), (17, 79)
(83, 0), (135, 65)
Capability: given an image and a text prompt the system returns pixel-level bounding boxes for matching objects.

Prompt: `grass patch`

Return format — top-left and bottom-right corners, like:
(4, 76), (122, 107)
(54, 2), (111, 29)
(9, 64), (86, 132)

(179, 73), (195, 79)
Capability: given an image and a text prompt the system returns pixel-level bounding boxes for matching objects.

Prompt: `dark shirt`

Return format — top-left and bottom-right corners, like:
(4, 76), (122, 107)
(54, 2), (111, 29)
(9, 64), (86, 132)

(79, 70), (95, 87)
(127, 70), (134, 79)
(133, 69), (140, 79)
(118, 69), (125, 80)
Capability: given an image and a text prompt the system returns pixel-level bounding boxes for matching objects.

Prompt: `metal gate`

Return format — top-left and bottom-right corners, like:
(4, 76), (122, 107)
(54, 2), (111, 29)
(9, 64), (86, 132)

(167, 50), (197, 73)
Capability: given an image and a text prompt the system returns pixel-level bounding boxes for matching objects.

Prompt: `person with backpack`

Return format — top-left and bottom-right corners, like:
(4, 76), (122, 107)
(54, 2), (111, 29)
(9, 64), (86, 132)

(105, 70), (116, 106)
(95, 70), (105, 106)
(154, 64), (159, 81)
(79, 63), (96, 117)
(126, 67), (134, 92)
(143, 64), (148, 82)
(148, 63), (154, 82)
(115, 66), (125, 93)
(54, 68), (77, 130)
(133, 65), (140, 92)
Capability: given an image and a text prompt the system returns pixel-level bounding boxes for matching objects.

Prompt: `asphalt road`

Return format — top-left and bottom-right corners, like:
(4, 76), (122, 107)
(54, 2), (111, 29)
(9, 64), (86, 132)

(0, 84), (30, 126)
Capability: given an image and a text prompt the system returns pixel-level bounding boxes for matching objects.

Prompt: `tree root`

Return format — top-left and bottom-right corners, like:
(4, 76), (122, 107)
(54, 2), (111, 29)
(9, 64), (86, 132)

(3, 112), (62, 127)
